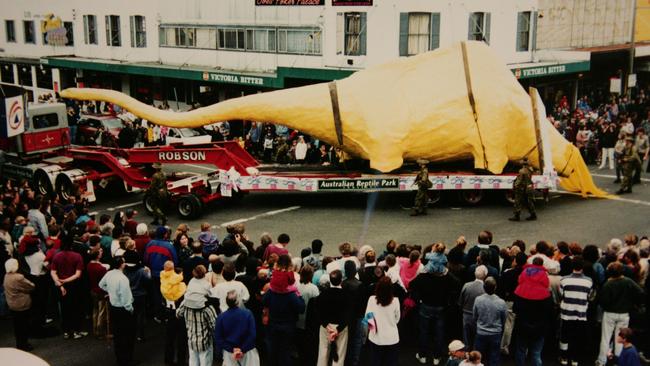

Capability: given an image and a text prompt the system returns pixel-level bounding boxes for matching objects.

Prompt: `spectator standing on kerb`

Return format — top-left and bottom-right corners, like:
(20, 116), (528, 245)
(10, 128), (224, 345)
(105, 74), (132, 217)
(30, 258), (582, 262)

(597, 262), (644, 366)
(472, 277), (507, 366)
(559, 256), (593, 366)
(459, 265), (487, 349)
(214, 291), (260, 366)
(99, 256), (136, 366)
(50, 235), (87, 339)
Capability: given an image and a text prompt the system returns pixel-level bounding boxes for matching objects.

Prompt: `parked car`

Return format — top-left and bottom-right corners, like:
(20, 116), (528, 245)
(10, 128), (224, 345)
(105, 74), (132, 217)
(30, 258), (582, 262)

(166, 127), (212, 145)
(77, 114), (124, 145)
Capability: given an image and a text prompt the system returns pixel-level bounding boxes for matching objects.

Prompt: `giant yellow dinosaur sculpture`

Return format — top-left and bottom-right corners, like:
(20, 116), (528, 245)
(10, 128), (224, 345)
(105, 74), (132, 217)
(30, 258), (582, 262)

(61, 41), (606, 197)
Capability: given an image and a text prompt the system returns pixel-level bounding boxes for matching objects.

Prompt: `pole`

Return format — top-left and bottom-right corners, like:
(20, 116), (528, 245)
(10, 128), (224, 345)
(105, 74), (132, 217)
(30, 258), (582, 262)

(626, 0), (637, 96)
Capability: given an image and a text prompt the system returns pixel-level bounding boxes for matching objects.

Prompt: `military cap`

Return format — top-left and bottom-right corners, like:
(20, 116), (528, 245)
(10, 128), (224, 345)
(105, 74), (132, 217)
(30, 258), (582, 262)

(416, 159), (429, 165)
(152, 162), (163, 169)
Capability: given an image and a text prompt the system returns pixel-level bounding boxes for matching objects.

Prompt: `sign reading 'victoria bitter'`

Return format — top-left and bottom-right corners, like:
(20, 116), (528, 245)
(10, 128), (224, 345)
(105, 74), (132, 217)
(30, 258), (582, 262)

(318, 178), (399, 190)
(255, 0), (324, 5)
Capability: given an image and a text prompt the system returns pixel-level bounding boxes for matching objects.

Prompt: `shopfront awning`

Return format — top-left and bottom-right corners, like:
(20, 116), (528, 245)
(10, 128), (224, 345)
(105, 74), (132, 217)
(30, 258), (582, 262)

(508, 60), (590, 80)
(40, 56), (354, 89)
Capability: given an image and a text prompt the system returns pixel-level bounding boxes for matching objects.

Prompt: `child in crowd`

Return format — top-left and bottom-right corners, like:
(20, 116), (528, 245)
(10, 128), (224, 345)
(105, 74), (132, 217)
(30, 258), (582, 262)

(459, 351), (483, 366)
(198, 222), (219, 257)
(446, 340), (467, 366)
(160, 260), (186, 307)
(424, 242), (448, 273)
(183, 265), (211, 310)
(614, 328), (641, 366)
(269, 254), (299, 295)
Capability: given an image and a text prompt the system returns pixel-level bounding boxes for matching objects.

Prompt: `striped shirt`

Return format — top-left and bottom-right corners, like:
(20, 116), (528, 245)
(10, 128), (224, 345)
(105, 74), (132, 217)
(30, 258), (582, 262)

(176, 305), (218, 352)
(559, 272), (593, 321)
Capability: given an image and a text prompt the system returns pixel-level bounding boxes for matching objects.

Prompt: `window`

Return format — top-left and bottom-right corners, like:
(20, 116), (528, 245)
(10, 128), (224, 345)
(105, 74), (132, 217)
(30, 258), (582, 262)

(36, 66), (52, 89)
(64, 22), (74, 46)
(41, 20), (72, 46)
(17, 64), (33, 87)
(5, 20), (15, 42)
(337, 13), (366, 56)
(278, 29), (321, 55)
(196, 28), (217, 49)
(159, 27), (174, 46)
(130, 15), (146, 48)
(83, 15), (97, 44)
(246, 29), (276, 52)
(468, 12), (490, 44)
(23, 20), (35, 44)
(105, 15), (121, 46)
(399, 13), (440, 56)
(32, 113), (59, 130)
(516, 11), (537, 51)
(175, 28), (196, 47)
(218, 28), (245, 50)
(0, 63), (14, 84)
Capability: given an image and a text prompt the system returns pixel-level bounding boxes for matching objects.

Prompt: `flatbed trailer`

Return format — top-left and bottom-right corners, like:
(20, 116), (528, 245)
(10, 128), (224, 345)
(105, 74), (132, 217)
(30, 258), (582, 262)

(0, 100), (557, 220)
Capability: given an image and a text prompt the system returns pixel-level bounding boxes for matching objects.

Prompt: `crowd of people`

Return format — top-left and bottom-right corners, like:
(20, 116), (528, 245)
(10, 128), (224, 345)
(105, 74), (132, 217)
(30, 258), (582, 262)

(549, 86), (650, 183)
(1, 174), (649, 366)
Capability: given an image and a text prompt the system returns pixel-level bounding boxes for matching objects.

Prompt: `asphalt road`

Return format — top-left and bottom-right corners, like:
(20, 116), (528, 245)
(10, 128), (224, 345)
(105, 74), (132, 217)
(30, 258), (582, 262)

(91, 165), (649, 256)
(1, 165), (648, 366)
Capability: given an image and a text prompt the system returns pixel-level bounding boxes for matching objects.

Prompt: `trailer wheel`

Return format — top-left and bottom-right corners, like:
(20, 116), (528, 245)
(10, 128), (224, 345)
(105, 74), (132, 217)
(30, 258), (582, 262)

(177, 194), (203, 220)
(55, 175), (75, 201)
(426, 190), (442, 206)
(34, 170), (54, 197)
(143, 193), (156, 216)
(459, 189), (484, 205)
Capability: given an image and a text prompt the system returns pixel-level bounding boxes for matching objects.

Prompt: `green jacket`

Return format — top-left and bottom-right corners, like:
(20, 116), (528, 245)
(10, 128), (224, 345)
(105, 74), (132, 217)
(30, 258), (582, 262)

(599, 276), (644, 314)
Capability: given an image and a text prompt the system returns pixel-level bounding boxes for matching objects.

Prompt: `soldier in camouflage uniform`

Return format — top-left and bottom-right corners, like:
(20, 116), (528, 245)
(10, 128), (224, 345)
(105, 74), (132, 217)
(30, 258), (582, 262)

(411, 159), (431, 216)
(617, 136), (642, 194)
(147, 163), (168, 225)
(275, 137), (289, 164)
(509, 158), (536, 221)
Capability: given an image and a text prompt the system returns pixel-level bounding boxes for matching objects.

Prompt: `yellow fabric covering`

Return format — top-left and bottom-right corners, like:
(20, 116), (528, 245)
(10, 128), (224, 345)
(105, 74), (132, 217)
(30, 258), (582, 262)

(61, 41), (606, 197)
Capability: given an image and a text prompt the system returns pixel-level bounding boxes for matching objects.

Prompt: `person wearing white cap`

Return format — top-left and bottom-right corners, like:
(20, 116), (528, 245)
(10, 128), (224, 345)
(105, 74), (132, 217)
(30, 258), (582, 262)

(446, 340), (467, 366)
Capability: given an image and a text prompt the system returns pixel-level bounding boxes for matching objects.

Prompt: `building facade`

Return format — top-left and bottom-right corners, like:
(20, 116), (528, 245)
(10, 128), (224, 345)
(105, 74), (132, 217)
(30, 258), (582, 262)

(536, 0), (650, 104)
(0, 0), (590, 110)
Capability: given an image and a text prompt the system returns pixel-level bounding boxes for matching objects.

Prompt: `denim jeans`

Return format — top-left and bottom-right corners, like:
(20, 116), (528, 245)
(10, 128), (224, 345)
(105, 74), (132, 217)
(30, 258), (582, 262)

(188, 345), (213, 366)
(474, 333), (502, 366)
(462, 312), (476, 352)
(598, 312), (629, 364)
(346, 318), (364, 366)
(515, 333), (544, 366)
(418, 304), (446, 359)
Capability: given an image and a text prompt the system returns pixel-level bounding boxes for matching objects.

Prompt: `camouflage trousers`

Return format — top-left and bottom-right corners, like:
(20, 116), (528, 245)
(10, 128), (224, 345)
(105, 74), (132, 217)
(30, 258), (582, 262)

(513, 190), (535, 216)
(149, 195), (167, 224)
(412, 189), (428, 214)
(620, 164), (636, 192)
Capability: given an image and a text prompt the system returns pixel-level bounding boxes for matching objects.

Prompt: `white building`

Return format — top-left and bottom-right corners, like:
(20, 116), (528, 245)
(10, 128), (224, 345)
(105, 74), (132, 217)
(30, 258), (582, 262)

(0, 0), (589, 108)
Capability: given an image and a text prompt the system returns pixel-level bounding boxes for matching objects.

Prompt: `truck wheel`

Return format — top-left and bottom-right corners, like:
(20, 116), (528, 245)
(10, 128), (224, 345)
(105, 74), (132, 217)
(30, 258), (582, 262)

(55, 175), (75, 201)
(177, 194), (203, 220)
(426, 190), (442, 206)
(34, 170), (54, 197)
(143, 194), (156, 216)
(459, 189), (483, 205)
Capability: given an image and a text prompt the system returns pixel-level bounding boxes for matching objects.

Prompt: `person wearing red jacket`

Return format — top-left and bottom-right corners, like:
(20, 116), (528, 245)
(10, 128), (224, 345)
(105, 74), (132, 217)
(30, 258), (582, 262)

(513, 257), (553, 366)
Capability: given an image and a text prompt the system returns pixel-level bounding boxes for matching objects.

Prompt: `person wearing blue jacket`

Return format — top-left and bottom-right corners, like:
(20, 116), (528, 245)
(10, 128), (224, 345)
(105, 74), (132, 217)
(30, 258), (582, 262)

(215, 291), (260, 366)
(144, 226), (177, 320)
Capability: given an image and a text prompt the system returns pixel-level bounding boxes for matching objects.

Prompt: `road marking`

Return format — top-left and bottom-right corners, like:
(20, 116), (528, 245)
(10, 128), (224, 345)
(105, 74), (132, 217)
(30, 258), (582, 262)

(214, 206), (301, 228)
(558, 191), (650, 206)
(107, 201), (142, 211)
(186, 164), (215, 172)
(591, 173), (650, 183)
